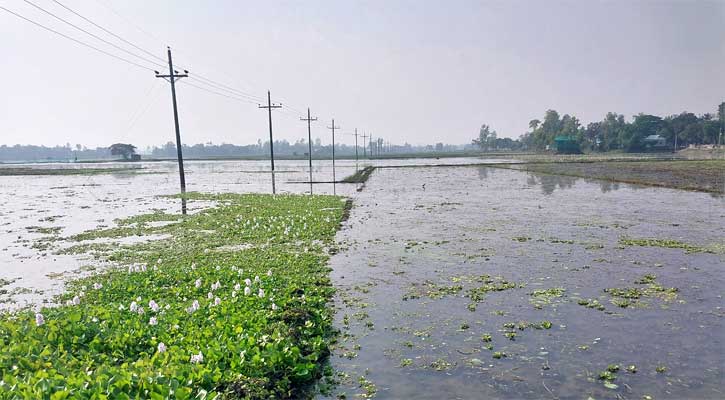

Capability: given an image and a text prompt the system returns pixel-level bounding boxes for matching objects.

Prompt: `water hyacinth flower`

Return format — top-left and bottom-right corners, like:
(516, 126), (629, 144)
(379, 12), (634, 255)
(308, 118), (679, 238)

(207, 292), (213, 300)
(190, 351), (204, 364)
(93, 283), (102, 290)
(214, 297), (221, 306)
(195, 278), (202, 288)
(187, 300), (200, 313)
(130, 301), (138, 313)
(72, 296), (81, 306)
(271, 303), (278, 311)
(254, 276), (260, 284)
(211, 281), (221, 291)
(149, 300), (159, 312)
(258, 289), (265, 298)
(244, 278), (252, 287)
(266, 270), (272, 277)
(232, 291), (237, 298)
(137, 307), (145, 315)
(191, 262), (196, 270)
(35, 313), (45, 326)
(244, 287), (251, 296)
(234, 283), (241, 291)
(149, 317), (158, 326)
(157, 342), (167, 354)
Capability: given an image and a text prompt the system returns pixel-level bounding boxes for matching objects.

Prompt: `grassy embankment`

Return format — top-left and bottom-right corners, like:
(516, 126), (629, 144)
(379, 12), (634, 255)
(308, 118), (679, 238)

(0, 193), (347, 399)
(495, 159), (725, 193)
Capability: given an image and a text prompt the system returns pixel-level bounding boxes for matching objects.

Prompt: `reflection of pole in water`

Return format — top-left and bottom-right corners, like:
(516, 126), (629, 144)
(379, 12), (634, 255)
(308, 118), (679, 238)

(180, 197), (187, 215)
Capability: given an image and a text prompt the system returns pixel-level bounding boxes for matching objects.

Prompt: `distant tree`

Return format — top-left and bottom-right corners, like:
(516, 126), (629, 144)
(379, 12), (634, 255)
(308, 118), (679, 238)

(473, 124), (497, 151)
(109, 143), (138, 160)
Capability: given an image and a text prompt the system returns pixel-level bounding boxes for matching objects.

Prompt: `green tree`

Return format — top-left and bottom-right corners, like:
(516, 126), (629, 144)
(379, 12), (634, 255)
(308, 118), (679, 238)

(473, 124), (497, 151)
(109, 143), (138, 160)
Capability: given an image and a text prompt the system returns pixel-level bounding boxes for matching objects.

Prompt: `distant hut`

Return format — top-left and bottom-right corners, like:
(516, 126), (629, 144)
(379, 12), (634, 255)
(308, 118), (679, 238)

(554, 136), (582, 154)
(643, 134), (668, 152)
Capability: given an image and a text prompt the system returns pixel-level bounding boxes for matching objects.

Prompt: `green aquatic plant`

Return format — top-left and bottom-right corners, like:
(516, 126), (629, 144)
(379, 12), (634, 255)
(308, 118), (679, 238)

(619, 237), (712, 254)
(0, 193), (346, 399)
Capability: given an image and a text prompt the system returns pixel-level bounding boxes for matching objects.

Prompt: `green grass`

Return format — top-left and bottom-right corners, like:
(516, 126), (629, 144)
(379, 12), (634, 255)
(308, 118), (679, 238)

(0, 193), (347, 399)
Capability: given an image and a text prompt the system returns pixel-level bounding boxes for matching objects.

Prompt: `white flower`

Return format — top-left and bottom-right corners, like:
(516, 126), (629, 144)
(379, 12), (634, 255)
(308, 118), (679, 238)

(266, 270), (272, 277)
(157, 342), (167, 354)
(254, 276), (260, 284)
(232, 291), (237, 298)
(258, 289), (265, 298)
(187, 300), (200, 313)
(72, 296), (80, 305)
(191, 263), (196, 270)
(244, 287), (251, 296)
(211, 281), (221, 291)
(92, 317), (98, 323)
(244, 278), (252, 287)
(215, 265), (221, 270)
(207, 292), (213, 299)
(157, 258), (162, 264)
(130, 301), (138, 312)
(149, 300), (159, 312)
(190, 351), (204, 364)
(214, 297), (221, 306)
(195, 278), (202, 288)
(149, 317), (158, 326)
(118, 304), (125, 311)
(271, 303), (278, 311)
(234, 283), (241, 291)
(136, 296), (142, 302)
(137, 307), (145, 315)
(35, 313), (45, 326)
(93, 283), (103, 290)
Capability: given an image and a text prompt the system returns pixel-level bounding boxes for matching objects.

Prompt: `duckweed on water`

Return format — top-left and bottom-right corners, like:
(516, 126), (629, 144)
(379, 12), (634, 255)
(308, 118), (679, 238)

(619, 237), (712, 254)
(0, 193), (346, 399)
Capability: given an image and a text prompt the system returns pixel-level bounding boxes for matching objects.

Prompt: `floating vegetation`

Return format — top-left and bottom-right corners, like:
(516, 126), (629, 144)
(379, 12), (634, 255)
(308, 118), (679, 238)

(577, 298), (606, 311)
(402, 281), (463, 300)
(619, 237), (713, 254)
(529, 287), (566, 308)
(429, 358), (454, 371)
(466, 276), (521, 302)
(604, 274), (679, 308)
(0, 193), (346, 398)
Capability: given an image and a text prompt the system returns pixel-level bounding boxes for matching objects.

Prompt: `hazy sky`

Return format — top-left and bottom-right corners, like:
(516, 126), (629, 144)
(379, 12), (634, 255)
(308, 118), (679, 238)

(1, 0), (723, 148)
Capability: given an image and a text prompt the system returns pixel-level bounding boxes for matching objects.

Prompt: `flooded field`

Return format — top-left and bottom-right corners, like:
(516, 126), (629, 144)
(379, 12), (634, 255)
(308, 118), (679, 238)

(0, 157), (495, 308)
(326, 166), (724, 399)
(1, 158), (722, 399)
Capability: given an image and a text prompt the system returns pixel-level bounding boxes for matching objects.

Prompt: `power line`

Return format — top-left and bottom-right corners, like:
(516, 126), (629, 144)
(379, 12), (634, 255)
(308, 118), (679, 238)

(178, 80), (258, 105)
(49, 0), (166, 64)
(22, 0), (165, 69)
(0, 5), (154, 71)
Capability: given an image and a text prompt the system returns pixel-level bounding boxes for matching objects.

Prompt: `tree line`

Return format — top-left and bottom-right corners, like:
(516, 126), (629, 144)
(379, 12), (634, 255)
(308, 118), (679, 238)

(475, 102), (724, 152)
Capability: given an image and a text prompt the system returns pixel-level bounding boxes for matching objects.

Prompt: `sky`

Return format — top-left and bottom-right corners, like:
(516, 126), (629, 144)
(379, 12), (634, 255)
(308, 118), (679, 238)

(1, 0), (723, 149)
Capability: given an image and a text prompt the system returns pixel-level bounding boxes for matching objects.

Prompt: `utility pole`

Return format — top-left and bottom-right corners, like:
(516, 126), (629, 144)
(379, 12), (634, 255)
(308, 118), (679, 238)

(259, 91), (282, 194)
(155, 47), (188, 214)
(353, 128), (359, 172)
(327, 119), (340, 195)
(300, 108), (317, 195)
(369, 135), (374, 159)
(362, 133), (368, 158)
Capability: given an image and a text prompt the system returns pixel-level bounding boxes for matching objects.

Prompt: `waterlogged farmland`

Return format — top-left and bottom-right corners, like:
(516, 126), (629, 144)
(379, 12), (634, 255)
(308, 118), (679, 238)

(326, 166), (724, 399)
(1, 158), (723, 399)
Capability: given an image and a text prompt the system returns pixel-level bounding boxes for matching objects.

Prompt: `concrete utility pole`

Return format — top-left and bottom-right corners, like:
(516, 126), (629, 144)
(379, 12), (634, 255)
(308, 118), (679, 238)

(327, 119), (340, 195)
(353, 128), (359, 172)
(300, 108), (317, 195)
(259, 91), (282, 194)
(369, 135), (374, 158)
(155, 47), (189, 214)
(362, 133), (368, 158)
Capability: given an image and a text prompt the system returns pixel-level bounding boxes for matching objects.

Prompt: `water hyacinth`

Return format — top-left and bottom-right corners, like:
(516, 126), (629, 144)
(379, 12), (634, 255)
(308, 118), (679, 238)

(71, 296), (80, 306)
(187, 300), (200, 313)
(267, 269), (273, 277)
(271, 303), (278, 311)
(211, 281), (221, 291)
(254, 276), (260, 284)
(234, 283), (241, 291)
(207, 292), (213, 299)
(157, 342), (167, 354)
(149, 300), (159, 312)
(258, 289), (265, 298)
(244, 286), (251, 296)
(92, 282), (103, 290)
(137, 307), (145, 315)
(35, 313), (44, 326)
(214, 297), (221, 306)
(149, 317), (158, 326)
(190, 351), (204, 364)
(244, 278), (252, 287)
(195, 278), (202, 288)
